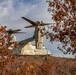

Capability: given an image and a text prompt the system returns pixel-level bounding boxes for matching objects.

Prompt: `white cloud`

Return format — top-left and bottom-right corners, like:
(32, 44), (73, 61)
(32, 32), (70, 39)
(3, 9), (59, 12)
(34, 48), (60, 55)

(0, 0), (13, 17)
(0, 0), (53, 30)
(0, 0), (38, 28)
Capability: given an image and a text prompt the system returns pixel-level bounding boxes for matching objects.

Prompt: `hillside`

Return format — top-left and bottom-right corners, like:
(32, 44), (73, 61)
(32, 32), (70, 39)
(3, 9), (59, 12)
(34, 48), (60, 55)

(0, 55), (76, 75)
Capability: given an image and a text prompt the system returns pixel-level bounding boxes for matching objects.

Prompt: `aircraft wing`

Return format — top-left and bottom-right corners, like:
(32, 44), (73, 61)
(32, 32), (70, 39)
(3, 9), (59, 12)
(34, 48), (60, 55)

(22, 17), (37, 25)
(19, 36), (35, 45)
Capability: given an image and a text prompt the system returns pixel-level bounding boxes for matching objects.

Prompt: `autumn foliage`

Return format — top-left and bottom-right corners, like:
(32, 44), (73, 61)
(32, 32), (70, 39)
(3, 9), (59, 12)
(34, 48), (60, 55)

(0, 0), (76, 74)
(47, 0), (76, 55)
(0, 55), (76, 75)
(0, 26), (18, 74)
(0, 26), (18, 59)
(0, 26), (76, 75)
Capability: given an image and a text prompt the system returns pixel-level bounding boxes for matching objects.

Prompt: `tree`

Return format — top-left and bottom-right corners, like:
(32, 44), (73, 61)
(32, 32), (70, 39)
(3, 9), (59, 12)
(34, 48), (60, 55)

(0, 26), (18, 61)
(47, 0), (76, 55)
(0, 26), (19, 74)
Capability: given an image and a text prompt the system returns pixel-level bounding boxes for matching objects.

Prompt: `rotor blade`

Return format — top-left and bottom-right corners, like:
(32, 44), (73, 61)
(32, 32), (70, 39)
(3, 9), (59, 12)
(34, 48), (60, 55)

(24, 23), (56, 28)
(7, 29), (21, 31)
(13, 32), (26, 34)
(7, 29), (22, 34)
(14, 29), (21, 31)
(43, 23), (56, 25)
(25, 25), (35, 28)
(22, 17), (37, 25)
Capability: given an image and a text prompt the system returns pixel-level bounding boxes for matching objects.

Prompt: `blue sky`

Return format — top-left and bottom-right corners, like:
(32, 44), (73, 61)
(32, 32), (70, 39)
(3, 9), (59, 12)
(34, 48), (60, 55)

(0, 0), (75, 58)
